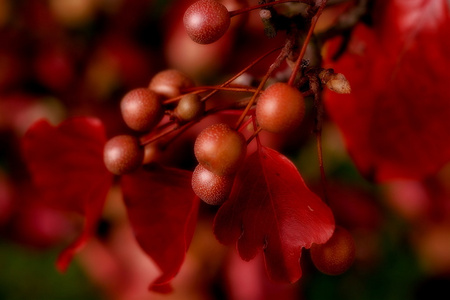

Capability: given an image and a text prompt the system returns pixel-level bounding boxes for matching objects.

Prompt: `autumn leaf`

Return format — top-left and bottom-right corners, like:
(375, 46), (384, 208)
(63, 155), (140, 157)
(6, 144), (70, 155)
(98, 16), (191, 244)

(214, 146), (335, 283)
(324, 0), (450, 181)
(21, 117), (112, 271)
(120, 165), (200, 292)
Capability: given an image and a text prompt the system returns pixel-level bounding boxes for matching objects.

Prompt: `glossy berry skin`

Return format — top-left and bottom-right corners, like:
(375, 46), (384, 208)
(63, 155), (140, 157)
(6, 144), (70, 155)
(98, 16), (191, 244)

(103, 135), (144, 175)
(120, 88), (163, 132)
(310, 226), (356, 276)
(194, 123), (246, 176)
(183, 0), (231, 44)
(256, 82), (305, 133)
(174, 93), (205, 122)
(192, 164), (234, 205)
(148, 69), (194, 98)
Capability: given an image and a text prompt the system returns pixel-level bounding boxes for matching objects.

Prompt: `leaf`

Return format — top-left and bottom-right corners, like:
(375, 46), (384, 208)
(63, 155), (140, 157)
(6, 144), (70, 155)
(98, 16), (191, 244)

(21, 117), (112, 271)
(120, 165), (199, 292)
(324, 0), (450, 181)
(213, 146), (335, 283)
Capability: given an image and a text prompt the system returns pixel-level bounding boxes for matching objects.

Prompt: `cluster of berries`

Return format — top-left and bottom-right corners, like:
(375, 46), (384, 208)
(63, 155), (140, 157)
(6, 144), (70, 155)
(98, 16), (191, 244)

(104, 0), (355, 277)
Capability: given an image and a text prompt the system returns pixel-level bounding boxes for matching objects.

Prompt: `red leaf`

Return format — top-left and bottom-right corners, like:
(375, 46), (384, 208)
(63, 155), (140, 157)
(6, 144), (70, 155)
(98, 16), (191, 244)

(21, 117), (112, 271)
(120, 165), (199, 292)
(214, 146), (335, 283)
(324, 0), (450, 181)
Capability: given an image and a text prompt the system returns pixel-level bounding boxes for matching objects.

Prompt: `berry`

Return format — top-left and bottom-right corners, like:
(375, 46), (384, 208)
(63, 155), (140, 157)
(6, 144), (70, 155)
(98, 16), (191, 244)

(255, 82), (305, 133)
(183, 0), (231, 44)
(194, 123), (246, 176)
(103, 135), (144, 175)
(120, 88), (163, 132)
(310, 226), (356, 276)
(174, 93), (205, 122)
(148, 69), (194, 98)
(192, 164), (234, 205)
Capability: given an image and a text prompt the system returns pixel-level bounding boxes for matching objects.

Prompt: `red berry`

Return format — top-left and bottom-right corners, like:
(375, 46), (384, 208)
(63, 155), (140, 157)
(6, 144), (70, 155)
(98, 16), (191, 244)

(310, 226), (356, 276)
(192, 164), (234, 205)
(120, 88), (163, 132)
(174, 93), (205, 122)
(148, 69), (194, 98)
(103, 135), (144, 175)
(194, 123), (247, 175)
(183, 0), (231, 44)
(256, 82), (305, 133)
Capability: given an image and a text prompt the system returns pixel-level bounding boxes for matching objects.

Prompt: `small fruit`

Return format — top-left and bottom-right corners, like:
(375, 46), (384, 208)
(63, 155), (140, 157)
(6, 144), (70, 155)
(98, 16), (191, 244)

(256, 82), (305, 133)
(194, 123), (246, 175)
(174, 93), (205, 122)
(310, 226), (356, 275)
(103, 135), (143, 175)
(148, 69), (194, 98)
(183, 0), (231, 44)
(120, 88), (163, 132)
(192, 164), (234, 205)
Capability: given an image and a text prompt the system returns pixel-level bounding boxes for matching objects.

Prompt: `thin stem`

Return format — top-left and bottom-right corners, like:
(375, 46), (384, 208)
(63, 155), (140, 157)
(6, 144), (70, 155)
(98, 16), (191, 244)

(206, 96), (256, 115)
(139, 122), (179, 146)
(234, 72), (271, 130)
(234, 37), (295, 130)
(315, 123), (329, 203)
(200, 45), (283, 103)
(163, 86), (257, 105)
(246, 126), (263, 145)
(238, 115), (252, 130)
(186, 85), (258, 94)
(158, 121), (198, 150)
(163, 90), (204, 105)
(287, 0), (327, 86)
(229, 0), (314, 17)
(310, 69), (329, 203)
(163, 46), (282, 107)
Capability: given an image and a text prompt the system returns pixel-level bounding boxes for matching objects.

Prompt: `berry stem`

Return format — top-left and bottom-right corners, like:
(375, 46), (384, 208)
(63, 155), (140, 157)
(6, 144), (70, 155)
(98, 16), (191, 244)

(234, 72), (271, 130)
(163, 90), (204, 105)
(246, 126), (263, 145)
(315, 121), (329, 203)
(200, 45), (283, 103)
(229, 0), (315, 17)
(287, 0), (327, 86)
(163, 47), (282, 106)
(235, 36), (296, 130)
(309, 67), (329, 203)
(183, 85), (258, 94)
(206, 97), (254, 115)
(139, 122), (179, 146)
(158, 121), (198, 150)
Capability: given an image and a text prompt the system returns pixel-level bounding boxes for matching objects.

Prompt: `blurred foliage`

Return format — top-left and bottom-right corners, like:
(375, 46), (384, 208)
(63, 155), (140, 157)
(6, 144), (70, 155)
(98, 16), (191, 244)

(0, 241), (102, 300)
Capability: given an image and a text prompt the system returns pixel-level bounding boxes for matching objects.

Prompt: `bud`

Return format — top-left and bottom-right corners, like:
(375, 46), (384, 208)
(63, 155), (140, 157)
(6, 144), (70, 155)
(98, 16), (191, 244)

(260, 9), (277, 38)
(319, 70), (351, 94)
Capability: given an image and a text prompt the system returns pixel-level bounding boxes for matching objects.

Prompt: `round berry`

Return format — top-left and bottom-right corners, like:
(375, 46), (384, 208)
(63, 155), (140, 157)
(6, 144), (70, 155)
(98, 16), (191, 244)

(256, 82), (305, 133)
(148, 69), (194, 98)
(174, 93), (205, 122)
(183, 0), (231, 44)
(192, 164), (234, 205)
(194, 123), (246, 176)
(103, 135), (143, 175)
(120, 88), (163, 132)
(310, 226), (356, 276)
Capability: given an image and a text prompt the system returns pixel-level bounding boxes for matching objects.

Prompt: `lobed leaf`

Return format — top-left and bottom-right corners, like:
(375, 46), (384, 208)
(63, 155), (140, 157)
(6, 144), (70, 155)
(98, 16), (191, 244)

(214, 146), (335, 283)
(120, 165), (199, 292)
(324, 0), (450, 181)
(21, 117), (112, 271)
